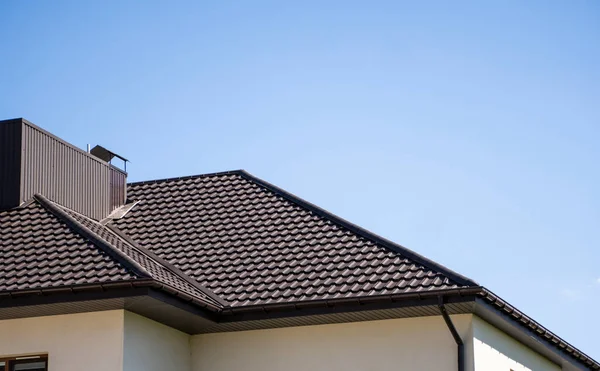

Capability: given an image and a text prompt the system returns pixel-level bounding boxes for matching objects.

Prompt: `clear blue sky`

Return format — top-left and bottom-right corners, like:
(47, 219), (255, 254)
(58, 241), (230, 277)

(1, 0), (598, 360)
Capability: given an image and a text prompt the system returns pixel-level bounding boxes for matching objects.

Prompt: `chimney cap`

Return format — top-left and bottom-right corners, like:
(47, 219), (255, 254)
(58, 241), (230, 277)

(90, 145), (129, 163)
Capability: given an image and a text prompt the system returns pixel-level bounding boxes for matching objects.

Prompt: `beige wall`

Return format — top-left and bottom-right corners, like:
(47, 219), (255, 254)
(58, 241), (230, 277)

(472, 316), (561, 371)
(0, 310), (569, 371)
(0, 310), (124, 371)
(191, 314), (473, 371)
(123, 311), (191, 371)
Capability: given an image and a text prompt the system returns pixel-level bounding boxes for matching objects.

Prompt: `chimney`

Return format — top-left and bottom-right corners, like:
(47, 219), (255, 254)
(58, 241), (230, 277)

(0, 118), (127, 220)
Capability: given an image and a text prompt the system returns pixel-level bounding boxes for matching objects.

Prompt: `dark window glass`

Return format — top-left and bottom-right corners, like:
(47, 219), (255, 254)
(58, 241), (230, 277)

(12, 361), (46, 371)
(2, 358), (47, 371)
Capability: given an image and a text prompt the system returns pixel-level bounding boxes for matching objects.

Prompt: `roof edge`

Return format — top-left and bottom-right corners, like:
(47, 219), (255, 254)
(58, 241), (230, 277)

(221, 286), (484, 316)
(480, 288), (599, 370)
(33, 194), (152, 279)
(0, 279), (155, 299)
(127, 169), (245, 186)
(238, 170), (478, 288)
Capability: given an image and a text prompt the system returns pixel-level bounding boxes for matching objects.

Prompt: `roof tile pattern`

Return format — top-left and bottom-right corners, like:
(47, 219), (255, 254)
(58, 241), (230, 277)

(0, 169), (596, 369)
(0, 201), (135, 292)
(114, 172), (469, 306)
(56, 204), (220, 306)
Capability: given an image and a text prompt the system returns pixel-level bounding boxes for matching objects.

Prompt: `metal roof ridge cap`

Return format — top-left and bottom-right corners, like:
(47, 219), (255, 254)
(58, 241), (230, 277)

(127, 169), (246, 186)
(106, 224), (228, 308)
(238, 170), (479, 288)
(479, 287), (599, 369)
(34, 203), (220, 309)
(33, 194), (152, 280)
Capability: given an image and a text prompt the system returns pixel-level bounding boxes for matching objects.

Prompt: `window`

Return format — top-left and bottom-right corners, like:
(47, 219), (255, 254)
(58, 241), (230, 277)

(0, 356), (47, 371)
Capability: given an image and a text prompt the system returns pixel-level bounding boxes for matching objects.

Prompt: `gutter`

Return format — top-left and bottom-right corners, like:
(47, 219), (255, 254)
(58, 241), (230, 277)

(0, 279), (222, 313)
(438, 296), (464, 371)
(219, 287), (483, 320)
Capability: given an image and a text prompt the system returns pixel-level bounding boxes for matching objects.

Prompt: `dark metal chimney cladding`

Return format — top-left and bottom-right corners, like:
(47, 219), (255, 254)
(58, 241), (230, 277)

(0, 118), (127, 220)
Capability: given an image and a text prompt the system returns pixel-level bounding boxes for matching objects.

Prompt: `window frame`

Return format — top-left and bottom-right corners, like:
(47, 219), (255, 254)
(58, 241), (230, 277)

(0, 355), (48, 371)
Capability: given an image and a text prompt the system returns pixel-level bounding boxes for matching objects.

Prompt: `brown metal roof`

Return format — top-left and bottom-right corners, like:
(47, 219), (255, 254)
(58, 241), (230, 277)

(0, 199), (135, 291)
(0, 194), (221, 310)
(111, 170), (599, 370)
(48, 197), (223, 308)
(0, 169), (597, 369)
(112, 170), (476, 307)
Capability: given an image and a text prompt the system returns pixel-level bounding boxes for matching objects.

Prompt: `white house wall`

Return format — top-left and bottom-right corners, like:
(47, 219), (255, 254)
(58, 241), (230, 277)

(0, 310), (125, 371)
(123, 311), (191, 371)
(191, 314), (473, 371)
(472, 315), (561, 371)
(0, 310), (575, 371)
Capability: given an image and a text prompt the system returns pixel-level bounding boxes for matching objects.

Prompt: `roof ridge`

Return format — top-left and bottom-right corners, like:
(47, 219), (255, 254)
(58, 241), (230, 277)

(36, 195), (224, 309)
(106, 224), (228, 307)
(50, 201), (227, 307)
(238, 170), (479, 288)
(127, 170), (245, 186)
(46, 198), (224, 308)
(33, 194), (152, 279)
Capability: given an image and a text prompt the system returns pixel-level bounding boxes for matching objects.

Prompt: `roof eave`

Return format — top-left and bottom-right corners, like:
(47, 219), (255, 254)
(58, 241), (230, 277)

(220, 287), (483, 318)
(478, 288), (599, 370)
(217, 286), (598, 370)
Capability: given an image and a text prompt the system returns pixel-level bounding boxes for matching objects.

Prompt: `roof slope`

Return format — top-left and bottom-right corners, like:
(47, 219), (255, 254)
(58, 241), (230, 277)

(0, 195), (222, 309)
(0, 170), (597, 369)
(0, 199), (135, 292)
(112, 170), (477, 307)
(48, 198), (223, 308)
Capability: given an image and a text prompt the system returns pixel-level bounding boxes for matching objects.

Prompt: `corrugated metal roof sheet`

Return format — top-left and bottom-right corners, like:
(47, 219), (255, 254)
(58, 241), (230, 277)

(0, 118), (127, 219)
